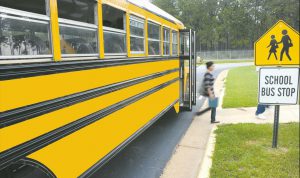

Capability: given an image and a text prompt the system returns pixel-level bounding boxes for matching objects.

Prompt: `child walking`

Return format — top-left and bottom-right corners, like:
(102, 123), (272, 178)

(267, 35), (278, 60)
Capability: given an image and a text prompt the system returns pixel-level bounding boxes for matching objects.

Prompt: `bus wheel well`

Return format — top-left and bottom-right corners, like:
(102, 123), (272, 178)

(0, 158), (56, 178)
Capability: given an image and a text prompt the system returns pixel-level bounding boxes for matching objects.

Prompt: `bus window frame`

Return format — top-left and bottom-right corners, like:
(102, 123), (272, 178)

(103, 27), (127, 56)
(0, 4), (53, 60)
(102, 5), (127, 57)
(0, 6), (50, 21)
(171, 30), (179, 56)
(147, 21), (161, 57)
(58, 21), (98, 58)
(129, 15), (145, 55)
(57, 1), (99, 59)
(162, 26), (171, 56)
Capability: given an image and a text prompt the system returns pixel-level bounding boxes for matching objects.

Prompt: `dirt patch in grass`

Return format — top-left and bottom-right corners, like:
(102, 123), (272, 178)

(266, 147), (289, 155)
(245, 140), (260, 146)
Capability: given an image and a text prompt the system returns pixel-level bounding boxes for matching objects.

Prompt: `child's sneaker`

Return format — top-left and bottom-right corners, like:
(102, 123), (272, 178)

(256, 114), (267, 120)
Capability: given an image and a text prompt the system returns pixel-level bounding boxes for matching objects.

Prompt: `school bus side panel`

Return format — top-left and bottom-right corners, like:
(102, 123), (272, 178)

(0, 69), (178, 152)
(27, 82), (179, 177)
(0, 60), (178, 112)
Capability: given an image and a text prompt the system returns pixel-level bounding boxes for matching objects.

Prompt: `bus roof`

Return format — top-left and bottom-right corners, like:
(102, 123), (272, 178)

(128, 0), (183, 27)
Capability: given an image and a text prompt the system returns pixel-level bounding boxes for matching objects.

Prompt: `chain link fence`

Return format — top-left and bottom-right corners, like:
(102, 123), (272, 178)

(196, 50), (254, 63)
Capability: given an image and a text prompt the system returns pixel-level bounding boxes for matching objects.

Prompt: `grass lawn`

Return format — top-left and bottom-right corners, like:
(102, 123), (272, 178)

(223, 65), (258, 108)
(210, 123), (299, 178)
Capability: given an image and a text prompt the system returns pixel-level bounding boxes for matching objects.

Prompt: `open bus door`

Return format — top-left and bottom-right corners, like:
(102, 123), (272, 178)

(179, 29), (196, 111)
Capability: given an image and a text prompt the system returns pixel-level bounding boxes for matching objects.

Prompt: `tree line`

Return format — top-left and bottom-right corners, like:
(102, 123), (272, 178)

(152, 0), (300, 51)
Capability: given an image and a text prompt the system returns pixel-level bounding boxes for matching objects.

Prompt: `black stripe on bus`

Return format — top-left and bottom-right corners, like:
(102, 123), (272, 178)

(0, 68), (179, 128)
(79, 99), (178, 178)
(0, 56), (178, 80)
(0, 78), (179, 170)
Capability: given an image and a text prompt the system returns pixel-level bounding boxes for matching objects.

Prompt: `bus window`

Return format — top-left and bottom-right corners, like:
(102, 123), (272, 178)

(130, 16), (145, 54)
(59, 25), (97, 55)
(0, 1), (51, 59)
(172, 31), (178, 56)
(0, 0), (46, 15)
(57, 0), (98, 56)
(57, 0), (95, 24)
(102, 5), (126, 55)
(163, 27), (170, 55)
(102, 5), (125, 30)
(180, 32), (190, 56)
(148, 22), (160, 56)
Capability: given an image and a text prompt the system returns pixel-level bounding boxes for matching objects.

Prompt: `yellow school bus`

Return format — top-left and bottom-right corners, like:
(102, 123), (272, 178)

(0, 0), (196, 177)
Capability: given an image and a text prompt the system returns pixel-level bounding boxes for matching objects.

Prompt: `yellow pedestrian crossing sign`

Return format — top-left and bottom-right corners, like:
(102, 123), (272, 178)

(255, 20), (299, 66)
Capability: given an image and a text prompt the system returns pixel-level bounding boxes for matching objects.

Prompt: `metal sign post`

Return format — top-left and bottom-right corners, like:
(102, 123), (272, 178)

(272, 105), (280, 148)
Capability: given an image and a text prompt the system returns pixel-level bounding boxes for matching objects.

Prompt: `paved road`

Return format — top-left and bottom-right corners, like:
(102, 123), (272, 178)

(91, 62), (253, 178)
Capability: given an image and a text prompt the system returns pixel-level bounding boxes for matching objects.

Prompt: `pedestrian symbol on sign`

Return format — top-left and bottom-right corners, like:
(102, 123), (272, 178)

(278, 30), (293, 61)
(267, 35), (278, 60)
(267, 30), (293, 61)
(255, 20), (299, 66)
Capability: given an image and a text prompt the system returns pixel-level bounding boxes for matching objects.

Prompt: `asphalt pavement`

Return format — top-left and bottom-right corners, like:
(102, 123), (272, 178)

(90, 62), (253, 178)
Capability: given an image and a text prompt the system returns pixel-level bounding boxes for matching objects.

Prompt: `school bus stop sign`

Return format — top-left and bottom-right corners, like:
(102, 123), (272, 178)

(255, 20), (299, 66)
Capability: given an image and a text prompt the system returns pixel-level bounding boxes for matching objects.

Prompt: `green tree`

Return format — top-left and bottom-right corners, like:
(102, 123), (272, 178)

(152, 0), (300, 51)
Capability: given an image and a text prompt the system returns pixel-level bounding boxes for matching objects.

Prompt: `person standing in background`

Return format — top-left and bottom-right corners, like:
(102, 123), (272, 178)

(255, 104), (269, 119)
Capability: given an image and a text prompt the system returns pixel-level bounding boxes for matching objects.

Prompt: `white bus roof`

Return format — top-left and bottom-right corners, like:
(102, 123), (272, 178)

(127, 0), (183, 26)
